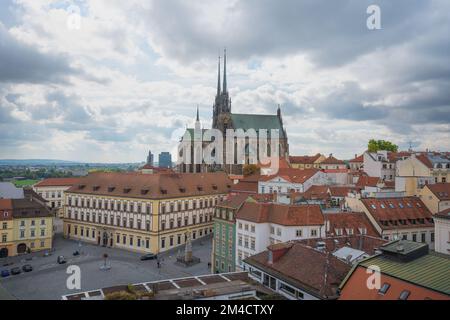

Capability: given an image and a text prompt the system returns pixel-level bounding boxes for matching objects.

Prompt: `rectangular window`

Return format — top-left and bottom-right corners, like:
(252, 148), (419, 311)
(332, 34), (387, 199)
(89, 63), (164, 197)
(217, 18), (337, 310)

(161, 237), (166, 248)
(296, 229), (302, 237)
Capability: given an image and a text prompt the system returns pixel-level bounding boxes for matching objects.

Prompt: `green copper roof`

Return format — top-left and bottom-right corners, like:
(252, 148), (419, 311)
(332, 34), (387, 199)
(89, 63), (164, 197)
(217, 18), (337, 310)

(359, 252), (450, 295)
(230, 114), (285, 137)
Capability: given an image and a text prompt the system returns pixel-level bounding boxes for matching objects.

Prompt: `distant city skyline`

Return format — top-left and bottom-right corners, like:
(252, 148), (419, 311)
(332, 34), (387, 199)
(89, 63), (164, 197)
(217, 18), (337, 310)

(0, 1), (449, 162)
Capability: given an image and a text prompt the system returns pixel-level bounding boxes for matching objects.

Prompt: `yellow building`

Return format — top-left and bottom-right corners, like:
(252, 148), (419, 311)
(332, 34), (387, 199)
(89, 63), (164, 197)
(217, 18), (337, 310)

(420, 183), (450, 214)
(0, 199), (14, 258)
(0, 198), (53, 257)
(289, 154), (325, 170)
(396, 153), (450, 196)
(63, 171), (232, 254)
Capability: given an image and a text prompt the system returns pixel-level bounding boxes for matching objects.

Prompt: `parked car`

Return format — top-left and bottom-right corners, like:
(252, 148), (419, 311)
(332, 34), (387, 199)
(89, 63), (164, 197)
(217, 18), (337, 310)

(140, 253), (158, 261)
(10, 267), (21, 275)
(57, 256), (67, 264)
(73, 251), (80, 256)
(1, 269), (10, 277)
(22, 264), (33, 272)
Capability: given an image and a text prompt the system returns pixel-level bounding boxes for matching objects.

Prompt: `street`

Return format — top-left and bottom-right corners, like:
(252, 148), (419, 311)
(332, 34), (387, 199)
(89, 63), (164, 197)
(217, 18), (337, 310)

(0, 232), (213, 300)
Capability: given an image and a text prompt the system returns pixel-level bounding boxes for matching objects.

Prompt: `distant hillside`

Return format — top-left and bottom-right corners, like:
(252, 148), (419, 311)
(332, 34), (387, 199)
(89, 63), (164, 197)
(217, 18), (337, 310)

(0, 159), (141, 166)
(0, 159), (79, 166)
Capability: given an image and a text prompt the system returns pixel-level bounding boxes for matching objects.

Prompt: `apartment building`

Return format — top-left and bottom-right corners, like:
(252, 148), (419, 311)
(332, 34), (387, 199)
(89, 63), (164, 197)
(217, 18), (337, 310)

(434, 209), (450, 255)
(258, 168), (326, 195)
(0, 197), (53, 257)
(396, 152), (450, 196)
(63, 172), (231, 254)
(420, 183), (450, 214)
(359, 197), (435, 248)
(363, 150), (410, 181)
(33, 178), (82, 214)
(289, 154), (325, 170)
(235, 202), (325, 270)
(212, 194), (250, 274)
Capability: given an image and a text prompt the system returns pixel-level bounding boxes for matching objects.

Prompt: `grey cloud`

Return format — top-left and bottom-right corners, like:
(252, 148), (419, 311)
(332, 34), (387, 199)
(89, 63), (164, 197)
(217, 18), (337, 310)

(0, 23), (76, 84)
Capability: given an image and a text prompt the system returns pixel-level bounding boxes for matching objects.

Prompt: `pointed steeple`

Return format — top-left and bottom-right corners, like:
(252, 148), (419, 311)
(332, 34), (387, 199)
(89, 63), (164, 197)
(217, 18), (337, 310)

(217, 55), (221, 96)
(223, 48), (227, 93)
(196, 105), (200, 121)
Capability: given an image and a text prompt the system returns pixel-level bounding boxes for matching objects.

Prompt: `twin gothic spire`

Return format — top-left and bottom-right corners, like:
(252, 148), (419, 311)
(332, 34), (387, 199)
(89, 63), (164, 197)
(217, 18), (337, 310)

(216, 48), (228, 96)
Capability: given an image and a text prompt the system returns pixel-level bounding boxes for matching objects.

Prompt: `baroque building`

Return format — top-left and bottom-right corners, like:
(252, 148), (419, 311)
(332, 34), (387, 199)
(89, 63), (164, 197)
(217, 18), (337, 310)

(179, 50), (290, 176)
(62, 171), (232, 254)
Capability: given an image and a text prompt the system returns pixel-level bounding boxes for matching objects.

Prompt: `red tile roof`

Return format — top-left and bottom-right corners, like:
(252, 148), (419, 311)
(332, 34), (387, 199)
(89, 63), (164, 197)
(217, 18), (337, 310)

(289, 154), (322, 164)
(325, 212), (380, 237)
(356, 176), (380, 188)
(230, 174), (260, 194)
(66, 172), (232, 199)
(349, 155), (364, 163)
(321, 155), (345, 165)
(236, 202), (324, 226)
(361, 197), (434, 230)
(302, 185), (330, 200)
(299, 235), (387, 256)
(328, 186), (361, 198)
(244, 242), (351, 299)
(259, 168), (320, 184)
(0, 199), (13, 220)
(435, 208), (450, 220)
(425, 183), (450, 201)
(34, 178), (83, 187)
(415, 154), (433, 168)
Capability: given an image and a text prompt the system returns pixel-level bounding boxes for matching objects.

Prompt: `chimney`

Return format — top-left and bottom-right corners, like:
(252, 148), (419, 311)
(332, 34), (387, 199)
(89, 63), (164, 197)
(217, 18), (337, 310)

(267, 243), (291, 265)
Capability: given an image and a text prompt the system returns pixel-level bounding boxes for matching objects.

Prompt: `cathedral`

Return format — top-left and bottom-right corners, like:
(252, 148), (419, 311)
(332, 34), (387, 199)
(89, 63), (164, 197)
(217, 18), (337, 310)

(178, 50), (289, 176)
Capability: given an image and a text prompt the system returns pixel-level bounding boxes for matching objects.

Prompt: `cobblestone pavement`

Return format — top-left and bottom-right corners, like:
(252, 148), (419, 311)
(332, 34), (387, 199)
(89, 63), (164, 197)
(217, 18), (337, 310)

(0, 232), (213, 300)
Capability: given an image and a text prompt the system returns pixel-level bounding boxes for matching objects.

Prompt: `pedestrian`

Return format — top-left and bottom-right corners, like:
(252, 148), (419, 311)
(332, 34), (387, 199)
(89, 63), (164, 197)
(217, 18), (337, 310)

(157, 261), (160, 268)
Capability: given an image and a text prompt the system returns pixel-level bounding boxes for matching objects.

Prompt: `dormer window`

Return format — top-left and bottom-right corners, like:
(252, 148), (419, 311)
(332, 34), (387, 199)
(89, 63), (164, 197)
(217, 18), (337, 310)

(212, 184), (218, 190)
(160, 189), (167, 195)
(123, 187), (131, 194)
(179, 187), (186, 193)
(108, 186), (115, 192)
(78, 184), (86, 190)
(93, 185), (100, 191)
(141, 189), (149, 195)
(197, 186), (203, 191)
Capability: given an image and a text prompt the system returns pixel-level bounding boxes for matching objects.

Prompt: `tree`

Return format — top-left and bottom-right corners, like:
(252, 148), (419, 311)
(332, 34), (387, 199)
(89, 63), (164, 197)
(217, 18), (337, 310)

(243, 164), (260, 176)
(368, 139), (398, 152)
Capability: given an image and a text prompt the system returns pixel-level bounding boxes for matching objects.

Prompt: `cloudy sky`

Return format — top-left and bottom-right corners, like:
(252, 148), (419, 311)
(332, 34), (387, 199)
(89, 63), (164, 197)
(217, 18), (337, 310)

(0, 0), (449, 163)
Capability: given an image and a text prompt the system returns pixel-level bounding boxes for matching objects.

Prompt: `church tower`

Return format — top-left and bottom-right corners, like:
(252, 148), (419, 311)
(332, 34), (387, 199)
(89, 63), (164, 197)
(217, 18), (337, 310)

(212, 49), (231, 130)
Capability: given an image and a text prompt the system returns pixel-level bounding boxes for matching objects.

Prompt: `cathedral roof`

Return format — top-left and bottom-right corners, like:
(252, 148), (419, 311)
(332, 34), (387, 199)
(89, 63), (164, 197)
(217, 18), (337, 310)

(230, 113), (286, 138)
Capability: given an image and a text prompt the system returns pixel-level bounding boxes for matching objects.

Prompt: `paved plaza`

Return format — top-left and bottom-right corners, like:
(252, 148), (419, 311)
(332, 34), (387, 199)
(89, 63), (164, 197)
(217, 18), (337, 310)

(0, 230), (213, 300)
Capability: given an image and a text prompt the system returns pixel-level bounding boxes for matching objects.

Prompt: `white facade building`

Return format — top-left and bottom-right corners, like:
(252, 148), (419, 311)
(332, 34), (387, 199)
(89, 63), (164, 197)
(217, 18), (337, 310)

(258, 169), (326, 195)
(235, 202), (325, 270)
(434, 211), (450, 255)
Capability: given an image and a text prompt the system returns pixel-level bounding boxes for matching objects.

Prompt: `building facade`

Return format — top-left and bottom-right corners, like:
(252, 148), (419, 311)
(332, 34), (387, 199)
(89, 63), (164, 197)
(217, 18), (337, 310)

(33, 178), (82, 215)
(158, 152), (172, 168)
(420, 183), (450, 214)
(396, 153), (450, 196)
(434, 209), (450, 255)
(235, 202), (325, 270)
(0, 197), (53, 257)
(289, 154), (325, 170)
(212, 194), (250, 273)
(63, 172), (231, 254)
(0, 199), (14, 258)
(364, 151), (410, 181)
(258, 168), (326, 195)
(359, 197), (435, 248)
